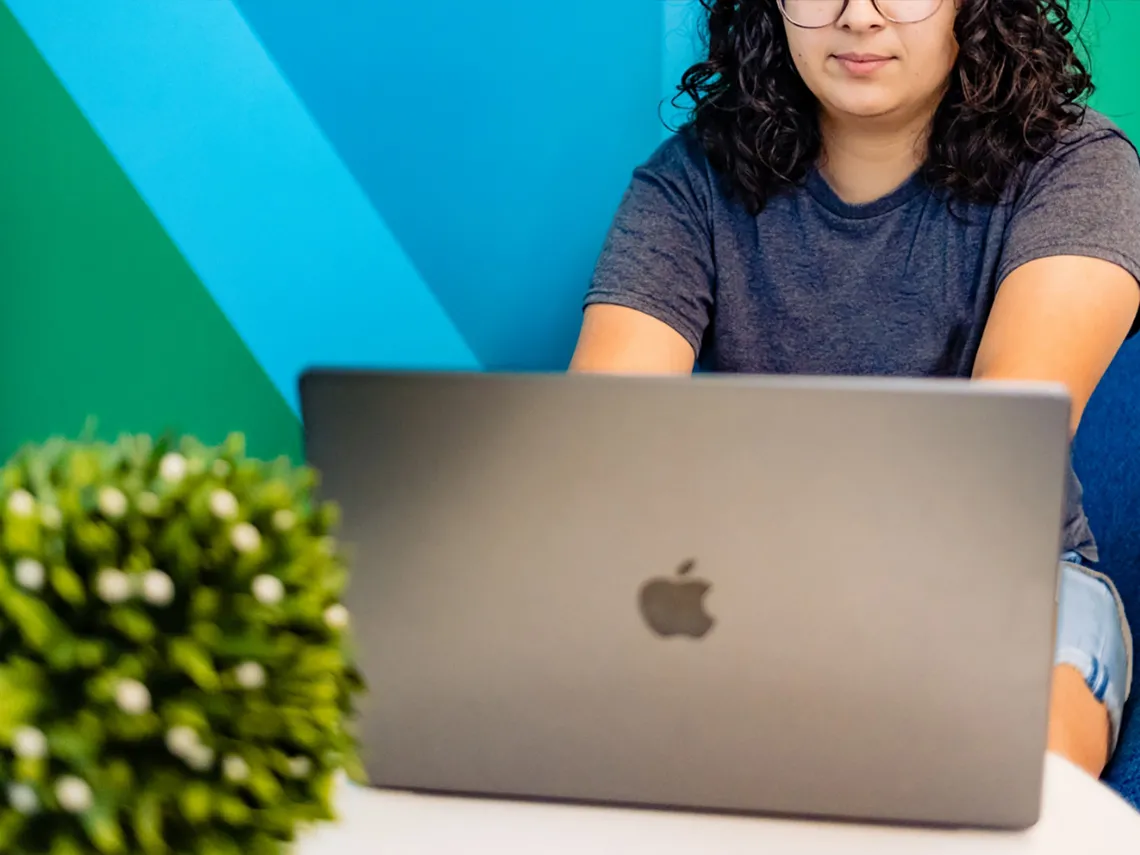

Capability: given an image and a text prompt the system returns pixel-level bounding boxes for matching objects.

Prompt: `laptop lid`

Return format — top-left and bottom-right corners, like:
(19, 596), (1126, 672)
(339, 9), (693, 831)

(300, 370), (1071, 829)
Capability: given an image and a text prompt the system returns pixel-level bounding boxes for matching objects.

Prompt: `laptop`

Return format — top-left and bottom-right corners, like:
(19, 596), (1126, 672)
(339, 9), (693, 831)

(299, 369), (1072, 830)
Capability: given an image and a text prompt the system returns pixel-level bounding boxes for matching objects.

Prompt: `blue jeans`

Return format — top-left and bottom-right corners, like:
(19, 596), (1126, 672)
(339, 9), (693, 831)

(1056, 553), (1133, 755)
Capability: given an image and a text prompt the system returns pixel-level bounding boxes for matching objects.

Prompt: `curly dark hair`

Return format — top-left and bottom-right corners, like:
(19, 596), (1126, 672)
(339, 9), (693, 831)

(674, 0), (1094, 214)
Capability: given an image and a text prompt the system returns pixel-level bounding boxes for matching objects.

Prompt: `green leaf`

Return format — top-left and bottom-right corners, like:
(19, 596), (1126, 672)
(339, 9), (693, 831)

(106, 710), (161, 742)
(72, 519), (118, 559)
(294, 649), (343, 678)
(308, 678), (339, 704)
(0, 661), (44, 740)
(189, 588), (220, 621)
(45, 637), (80, 671)
(169, 639), (220, 692)
(50, 565), (86, 607)
(80, 802), (126, 855)
(104, 759), (134, 795)
(312, 772), (337, 815)
(279, 711), (320, 748)
(310, 704), (340, 730)
(108, 608), (156, 644)
(0, 588), (63, 650)
(47, 834), (86, 855)
(47, 723), (100, 766)
(69, 450), (100, 486)
(160, 701), (209, 732)
(76, 640), (107, 669)
(344, 754), (368, 786)
(216, 793), (252, 826)
(213, 634), (277, 660)
(178, 782), (212, 824)
(190, 621), (221, 647)
(133, 792), (165, 855)
(198, 833), (243, 855)
(12, 758), (47, 787)
(2, 516), (43, 555)
(255, 479), (293, 510)
(248, 832), (281, 855)
(0, 809), (28, 851)
(246, 764), (283, 805)
(236, 703), (283, 740)
(260, 806), (296, 836)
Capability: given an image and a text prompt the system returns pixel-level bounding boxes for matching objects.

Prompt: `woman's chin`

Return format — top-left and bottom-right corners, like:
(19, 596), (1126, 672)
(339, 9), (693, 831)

(821, 91), (910, 123)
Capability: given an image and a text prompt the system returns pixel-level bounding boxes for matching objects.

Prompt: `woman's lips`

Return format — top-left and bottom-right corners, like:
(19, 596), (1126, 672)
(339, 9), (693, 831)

(833, 53), (894, 75)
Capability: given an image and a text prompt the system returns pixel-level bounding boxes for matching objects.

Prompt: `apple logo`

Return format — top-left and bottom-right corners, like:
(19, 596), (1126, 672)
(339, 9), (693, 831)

(638, 559), (716, 639)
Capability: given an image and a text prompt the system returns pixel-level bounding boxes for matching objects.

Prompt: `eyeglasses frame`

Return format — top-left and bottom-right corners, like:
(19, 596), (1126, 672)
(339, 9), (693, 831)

(776, 0), (946, 29)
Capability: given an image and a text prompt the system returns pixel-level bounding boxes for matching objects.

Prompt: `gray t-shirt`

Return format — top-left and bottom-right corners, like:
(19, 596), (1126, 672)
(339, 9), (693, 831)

(585, 109), (1140, 557)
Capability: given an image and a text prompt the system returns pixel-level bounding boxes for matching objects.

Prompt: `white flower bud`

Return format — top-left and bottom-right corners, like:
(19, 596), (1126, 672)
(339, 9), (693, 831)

(234, 661), (266, 690)
(54, 776), (93, 813)
(39, 505), (62, 529)
(13, 558), (45, 591)
(231, 522), (262, 554)
(323, 604), (350, 630)
(12, 726), (47, 759)
(209, 489), (238, 520)
(7, 783), (38, 814)
(223, 755), (250, 782)
(165, 726), (200, 757)
(287, 756), (313, 778)
(272, 509), (297, 531)
(251, 574), (283, 605)
(7, 489), (35, 517)
(114, 678), (151, 715)
(140, 569), (175, 606)
(95, 568), (132, 604)
(185, 744), (215, 771)
(97, 486), (128, 519)
(159, 452), (188, 484)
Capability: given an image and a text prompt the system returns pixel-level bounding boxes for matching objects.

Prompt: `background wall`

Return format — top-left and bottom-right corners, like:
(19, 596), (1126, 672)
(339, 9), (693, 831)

(0, 0), (1136, 464)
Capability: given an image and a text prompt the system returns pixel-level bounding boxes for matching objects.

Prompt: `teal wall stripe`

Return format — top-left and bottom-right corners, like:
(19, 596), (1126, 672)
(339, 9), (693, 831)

(6, 0), (480, 415)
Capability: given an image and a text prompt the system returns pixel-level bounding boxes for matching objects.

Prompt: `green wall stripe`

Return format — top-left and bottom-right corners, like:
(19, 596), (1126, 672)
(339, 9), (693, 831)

(1087, 1), (1140, 141)
(0, 3), (301, 463)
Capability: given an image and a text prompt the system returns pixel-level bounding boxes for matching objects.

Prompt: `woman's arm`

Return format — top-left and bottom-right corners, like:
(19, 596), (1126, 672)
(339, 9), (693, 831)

(569, 305), (696, 374)
(973, 254), (1139, 433)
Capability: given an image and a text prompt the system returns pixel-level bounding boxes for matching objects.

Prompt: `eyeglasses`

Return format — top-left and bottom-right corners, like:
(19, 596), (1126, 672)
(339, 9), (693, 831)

(777, 0), (945, 28)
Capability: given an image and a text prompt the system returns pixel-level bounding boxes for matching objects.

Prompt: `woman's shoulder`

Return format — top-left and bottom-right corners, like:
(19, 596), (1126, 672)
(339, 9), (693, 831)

(1005, 107), (1140, 207)
(1059, 107), (1136, 149)
(1034, 107), (1138, 172)
(637, 127), (716, 186)
(996, 106), (1140, 293)
(620, 127), (738, 226)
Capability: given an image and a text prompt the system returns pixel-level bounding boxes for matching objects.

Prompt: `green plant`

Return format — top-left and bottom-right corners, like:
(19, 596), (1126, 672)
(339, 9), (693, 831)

(0, 433), (365, 855)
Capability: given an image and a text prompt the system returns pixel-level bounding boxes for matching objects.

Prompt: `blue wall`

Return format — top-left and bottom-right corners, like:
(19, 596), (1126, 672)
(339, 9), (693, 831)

(6, 0), (704, 419)
(231, 0), (699, 373)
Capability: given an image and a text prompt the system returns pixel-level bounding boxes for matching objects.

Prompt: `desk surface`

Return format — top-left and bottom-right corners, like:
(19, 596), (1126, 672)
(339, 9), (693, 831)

(297, 755), (1140, 854)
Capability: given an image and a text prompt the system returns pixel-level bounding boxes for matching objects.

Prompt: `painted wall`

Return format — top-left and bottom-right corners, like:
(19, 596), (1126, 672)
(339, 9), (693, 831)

(0, 0), (1137, 464)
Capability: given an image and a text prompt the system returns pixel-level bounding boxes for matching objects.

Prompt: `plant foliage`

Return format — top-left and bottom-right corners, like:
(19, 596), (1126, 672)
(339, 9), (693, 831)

(0, 432), (364, 855)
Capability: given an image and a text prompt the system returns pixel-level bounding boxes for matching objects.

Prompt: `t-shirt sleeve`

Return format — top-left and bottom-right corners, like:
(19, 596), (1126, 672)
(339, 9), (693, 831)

(583, 135), (716, 354)
(997, 121), (1140, 333)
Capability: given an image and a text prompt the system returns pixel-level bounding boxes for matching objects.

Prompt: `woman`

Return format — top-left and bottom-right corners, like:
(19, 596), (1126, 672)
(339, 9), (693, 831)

(571, 0), (1140, 777)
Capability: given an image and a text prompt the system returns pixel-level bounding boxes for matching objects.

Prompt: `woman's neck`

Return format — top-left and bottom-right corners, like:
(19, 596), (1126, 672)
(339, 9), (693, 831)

(817, 107), (934, 205)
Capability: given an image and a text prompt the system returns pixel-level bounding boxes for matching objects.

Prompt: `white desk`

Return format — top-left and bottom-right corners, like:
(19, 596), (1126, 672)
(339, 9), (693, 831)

(297, 756), (1140, 853)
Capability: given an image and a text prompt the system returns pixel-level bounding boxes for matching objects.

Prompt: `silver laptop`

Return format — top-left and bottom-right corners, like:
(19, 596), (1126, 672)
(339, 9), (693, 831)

(299, 370), (1072, 830)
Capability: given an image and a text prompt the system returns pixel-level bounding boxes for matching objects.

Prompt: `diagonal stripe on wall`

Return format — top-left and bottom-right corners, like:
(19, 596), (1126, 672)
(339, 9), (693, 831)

(5, 0), (480, 416)
(232, 0), (666, 371)
(0, 2), (301, 462)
